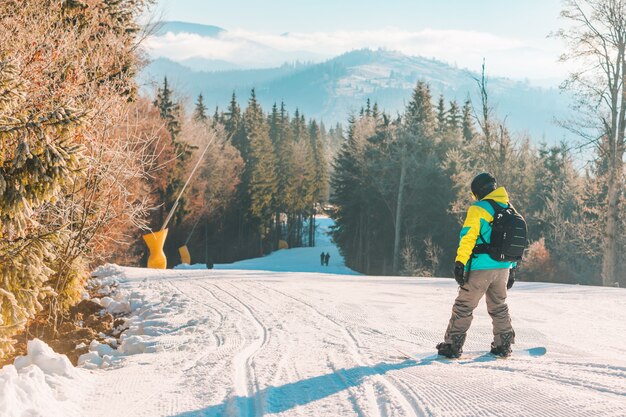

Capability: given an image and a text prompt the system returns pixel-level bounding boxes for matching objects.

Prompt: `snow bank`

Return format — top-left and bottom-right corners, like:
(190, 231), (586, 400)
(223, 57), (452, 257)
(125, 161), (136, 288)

(0, 339), (87, 417)
(98, 295), (131, 315)
(79, 265), (192, 369)
(91, 263), (125, 278)
(13, 339), (75, 377)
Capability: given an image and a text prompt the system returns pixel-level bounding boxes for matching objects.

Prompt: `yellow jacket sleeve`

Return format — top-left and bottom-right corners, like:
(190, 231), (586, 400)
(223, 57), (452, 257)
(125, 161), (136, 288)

(455, 205), (491, 265)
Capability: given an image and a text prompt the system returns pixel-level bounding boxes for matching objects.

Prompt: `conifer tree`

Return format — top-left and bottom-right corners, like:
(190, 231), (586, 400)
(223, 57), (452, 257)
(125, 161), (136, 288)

(0, 61), (85, 354)
(244, 90), (277, 250)
(447, 100), (462, 134)
(307, 120), (329, 245)
(223, 91), (255, 248)
(154, 77), (181, 140)
(331, 116), (372, 270)
(372, 102), (381, 120)
(211, 106), (220, 129)
(436, 94), (447, 135)
(309, 120), (329, 203)
(226, 92), (248, 160)
(462, 98), (475, 142)
(405, 81), (436, 139)
(193, 93), (208, 123)
(269, 102), (292, 245)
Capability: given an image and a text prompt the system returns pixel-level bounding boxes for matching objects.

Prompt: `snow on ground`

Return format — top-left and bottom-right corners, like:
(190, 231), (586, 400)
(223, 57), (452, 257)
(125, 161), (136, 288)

(78, 268), (626, 417)
(0, 339), (89, 417)
(2, 216), (626, 416)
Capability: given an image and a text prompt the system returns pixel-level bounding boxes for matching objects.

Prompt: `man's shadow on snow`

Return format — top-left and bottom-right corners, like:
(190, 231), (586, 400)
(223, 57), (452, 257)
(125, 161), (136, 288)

(171, 354), (497, 417)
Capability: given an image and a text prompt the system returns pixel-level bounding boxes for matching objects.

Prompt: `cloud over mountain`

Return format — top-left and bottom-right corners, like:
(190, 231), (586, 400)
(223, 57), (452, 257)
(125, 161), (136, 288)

(143, 22), (564, 81)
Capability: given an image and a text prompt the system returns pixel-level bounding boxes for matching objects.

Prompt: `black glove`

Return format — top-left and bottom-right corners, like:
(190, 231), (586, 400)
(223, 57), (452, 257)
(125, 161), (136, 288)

(507, 267), (516, 289)
(454, 261), (465, 286)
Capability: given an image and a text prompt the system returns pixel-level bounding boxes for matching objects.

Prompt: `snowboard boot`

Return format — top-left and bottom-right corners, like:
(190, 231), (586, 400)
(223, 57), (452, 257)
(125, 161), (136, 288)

(490, 331), (515, 357)
(436, 342), (461, 358)
(437, 334), (465, 358)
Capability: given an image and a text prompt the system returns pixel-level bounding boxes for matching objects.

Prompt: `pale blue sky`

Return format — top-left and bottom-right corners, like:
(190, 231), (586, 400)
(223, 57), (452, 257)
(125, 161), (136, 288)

(148, 1), (569, 83)
(154, 0), (562, 41)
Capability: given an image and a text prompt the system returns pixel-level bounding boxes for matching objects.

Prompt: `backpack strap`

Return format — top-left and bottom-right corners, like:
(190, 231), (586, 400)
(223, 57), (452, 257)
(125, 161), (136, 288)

(471, 199), (508, 258)
(484, 199), (508, 214)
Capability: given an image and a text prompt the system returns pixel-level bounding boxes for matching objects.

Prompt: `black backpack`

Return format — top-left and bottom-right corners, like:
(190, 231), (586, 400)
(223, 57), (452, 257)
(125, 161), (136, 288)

(474, 199), (528, 262)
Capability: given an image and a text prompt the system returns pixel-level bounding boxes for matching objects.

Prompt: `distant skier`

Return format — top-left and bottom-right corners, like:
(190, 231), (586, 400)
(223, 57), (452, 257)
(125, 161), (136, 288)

(320, 252), (325, 266)
(324, 252), (330, 266)
(436, 172), (523, 359)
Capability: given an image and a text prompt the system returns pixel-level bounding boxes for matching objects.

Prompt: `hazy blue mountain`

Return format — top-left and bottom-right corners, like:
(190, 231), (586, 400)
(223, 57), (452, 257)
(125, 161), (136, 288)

(140, 48), (573, 143)
(149, 21), (225, 37)
(180, 57), (241, 72)
(142, 58), (309, 92)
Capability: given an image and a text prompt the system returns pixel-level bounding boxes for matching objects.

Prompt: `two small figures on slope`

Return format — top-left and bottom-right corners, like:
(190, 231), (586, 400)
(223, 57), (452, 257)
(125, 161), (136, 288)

(320, 252), (330, 266)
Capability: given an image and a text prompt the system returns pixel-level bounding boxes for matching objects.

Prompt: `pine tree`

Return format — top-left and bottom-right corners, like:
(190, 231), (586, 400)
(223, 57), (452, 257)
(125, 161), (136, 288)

(398, 82), (455, 274)
(447, 100), (462, 134)
(226, 92), (248, 160)
(222, 92), (251, 247)
(462, 98), (475, 142)
(372, 102), (381, 120)
(211, 106), (220, 129)
(269, 102), (292, 245)
(309, 120), (329, 203)
(405, 81), (436, 139)
(0, 60), (86, 355)
(436, 94), (447, 136)
(307, 120), (328, 245)
(244, 90), (277, 248)
(291, 109), (307, 142)
(193, 93), (208, 123)
(331, 116), (371, 271)
(154, 77), (181, 141)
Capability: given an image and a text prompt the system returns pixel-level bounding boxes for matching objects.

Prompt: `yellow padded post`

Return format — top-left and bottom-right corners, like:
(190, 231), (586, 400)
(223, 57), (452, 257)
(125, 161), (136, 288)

(143, 229), (168, 269)
(278, 240), (289, 249)
(179, 245), (191, 265)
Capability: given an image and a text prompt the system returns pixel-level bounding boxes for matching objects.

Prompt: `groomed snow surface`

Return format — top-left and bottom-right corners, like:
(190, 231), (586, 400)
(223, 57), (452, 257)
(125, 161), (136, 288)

(2, 217), (626, 417)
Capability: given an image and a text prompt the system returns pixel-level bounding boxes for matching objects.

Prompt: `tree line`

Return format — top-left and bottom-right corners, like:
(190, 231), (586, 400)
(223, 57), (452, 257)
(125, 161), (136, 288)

(331, 67), (625, 287)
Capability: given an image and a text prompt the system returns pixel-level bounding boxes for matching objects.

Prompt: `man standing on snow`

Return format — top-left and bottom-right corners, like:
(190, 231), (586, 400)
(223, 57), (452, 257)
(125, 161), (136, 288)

(320, 252), (325, 266)
(436, 172), (516, 358)
(324, 252), (330, 266)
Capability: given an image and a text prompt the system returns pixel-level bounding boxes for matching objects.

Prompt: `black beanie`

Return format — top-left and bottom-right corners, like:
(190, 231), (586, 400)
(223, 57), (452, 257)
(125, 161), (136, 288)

(471, 172), (497, 200)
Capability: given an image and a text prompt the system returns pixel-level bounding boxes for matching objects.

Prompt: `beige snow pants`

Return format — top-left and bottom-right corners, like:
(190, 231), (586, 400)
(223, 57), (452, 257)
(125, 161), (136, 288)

(444, 268), (514, 348)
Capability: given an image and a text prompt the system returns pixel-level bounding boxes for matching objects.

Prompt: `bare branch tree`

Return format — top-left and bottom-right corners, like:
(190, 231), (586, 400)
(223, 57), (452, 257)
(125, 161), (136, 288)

(557, 0), (626, 286)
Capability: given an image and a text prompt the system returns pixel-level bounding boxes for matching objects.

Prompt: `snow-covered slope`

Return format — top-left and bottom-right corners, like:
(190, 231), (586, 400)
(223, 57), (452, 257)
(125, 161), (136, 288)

(3, 217), (626, 416)
(214, 216), (358, 275)
(79, 266), (626, 417)
(82, 217), (626, 416)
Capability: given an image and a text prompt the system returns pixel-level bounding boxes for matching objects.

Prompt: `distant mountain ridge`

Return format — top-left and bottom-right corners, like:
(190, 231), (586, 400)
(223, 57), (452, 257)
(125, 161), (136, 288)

(140, 47), (573, 143)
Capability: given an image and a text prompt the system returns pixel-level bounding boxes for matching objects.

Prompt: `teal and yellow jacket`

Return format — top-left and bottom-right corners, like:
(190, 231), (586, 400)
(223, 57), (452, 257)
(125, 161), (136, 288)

(455, 186), (515, 271)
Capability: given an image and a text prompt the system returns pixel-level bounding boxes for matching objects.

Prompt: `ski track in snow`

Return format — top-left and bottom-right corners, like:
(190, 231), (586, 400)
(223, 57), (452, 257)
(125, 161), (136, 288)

(80, 218), (626, 417)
